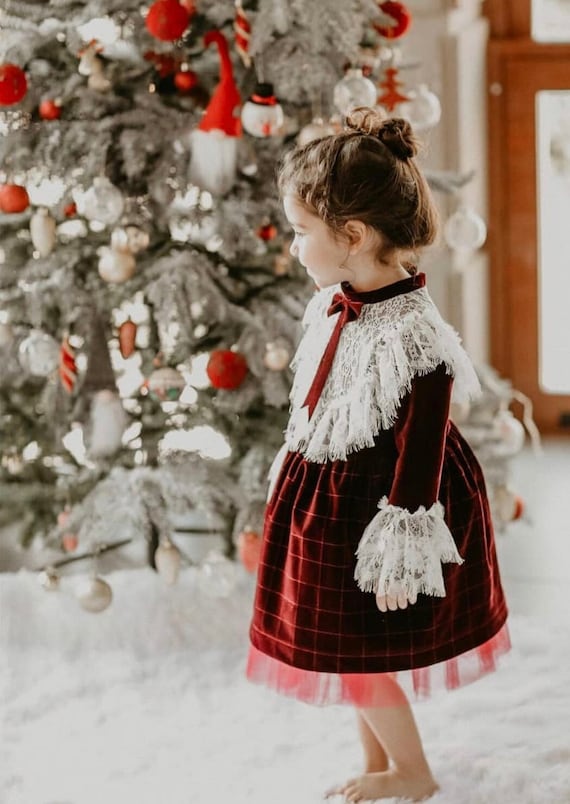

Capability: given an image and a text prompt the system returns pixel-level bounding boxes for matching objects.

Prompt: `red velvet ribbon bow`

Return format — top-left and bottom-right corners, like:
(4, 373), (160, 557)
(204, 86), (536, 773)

(302, 292), (364, 418)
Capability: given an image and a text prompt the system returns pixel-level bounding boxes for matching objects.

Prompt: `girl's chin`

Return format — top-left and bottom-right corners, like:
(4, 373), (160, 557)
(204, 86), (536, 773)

(306, 269), (338, 289)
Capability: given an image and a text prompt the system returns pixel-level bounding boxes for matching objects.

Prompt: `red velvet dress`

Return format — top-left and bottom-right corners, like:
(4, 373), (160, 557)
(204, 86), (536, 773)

(247, 274), (510, 706)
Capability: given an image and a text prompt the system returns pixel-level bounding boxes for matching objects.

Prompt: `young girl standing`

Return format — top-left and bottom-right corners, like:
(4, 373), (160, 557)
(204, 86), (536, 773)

(246, 107), (510, 802)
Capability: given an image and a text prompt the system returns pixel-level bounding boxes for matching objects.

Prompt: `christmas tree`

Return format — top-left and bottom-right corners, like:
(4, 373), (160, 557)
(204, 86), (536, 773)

(0, 1), (490, 602)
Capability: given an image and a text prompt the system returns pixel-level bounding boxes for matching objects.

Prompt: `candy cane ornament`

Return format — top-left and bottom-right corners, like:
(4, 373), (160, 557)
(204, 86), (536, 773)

(59, 337), (78, 393)
(234, 0), (251, 68)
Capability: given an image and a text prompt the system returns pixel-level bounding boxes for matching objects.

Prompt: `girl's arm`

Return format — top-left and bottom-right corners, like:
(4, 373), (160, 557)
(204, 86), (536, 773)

(354, 363), (463, 610)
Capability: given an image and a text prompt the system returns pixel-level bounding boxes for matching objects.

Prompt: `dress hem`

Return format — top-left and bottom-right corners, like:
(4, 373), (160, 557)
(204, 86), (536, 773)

(246, 620), (511, 707)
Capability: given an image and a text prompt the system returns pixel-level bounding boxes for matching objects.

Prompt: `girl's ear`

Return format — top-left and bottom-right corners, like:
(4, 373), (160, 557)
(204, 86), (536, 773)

(343, 219), (368, 252)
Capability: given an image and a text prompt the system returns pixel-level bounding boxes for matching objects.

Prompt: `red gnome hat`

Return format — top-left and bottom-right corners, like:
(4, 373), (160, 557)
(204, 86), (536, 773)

(199, 30), (241, 137)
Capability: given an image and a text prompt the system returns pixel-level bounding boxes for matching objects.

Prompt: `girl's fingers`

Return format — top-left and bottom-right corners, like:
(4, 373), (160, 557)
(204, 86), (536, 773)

(387, 594), (398, 611)
(376, 594), (387, 612)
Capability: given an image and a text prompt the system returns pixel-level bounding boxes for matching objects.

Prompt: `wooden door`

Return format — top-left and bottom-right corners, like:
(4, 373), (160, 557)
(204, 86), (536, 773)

(488, 38), (570, 432)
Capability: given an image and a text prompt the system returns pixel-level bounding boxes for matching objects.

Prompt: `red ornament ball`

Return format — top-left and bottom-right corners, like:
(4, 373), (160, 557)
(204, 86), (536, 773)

(0, 184), (30, 214)
(39, 98), (62, 120)
(145, 0), (190, 41)
(64, 201), (77, 217)
(237, 530), (262, 573)
(174, 69), (199, 93)
(0, 63), (28, 106)
(256, 221), (277, 241)
(206, 349), (248, 390)
(374, 1), (412, 40)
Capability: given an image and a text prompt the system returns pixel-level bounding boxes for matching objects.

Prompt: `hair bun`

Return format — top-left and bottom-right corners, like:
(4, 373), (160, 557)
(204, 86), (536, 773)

(345, 107), (418, 160)
(377, 117), (418, 160)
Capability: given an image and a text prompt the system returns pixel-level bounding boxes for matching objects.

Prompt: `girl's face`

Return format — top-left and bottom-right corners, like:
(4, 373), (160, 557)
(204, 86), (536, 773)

(283, 194), (349, 288)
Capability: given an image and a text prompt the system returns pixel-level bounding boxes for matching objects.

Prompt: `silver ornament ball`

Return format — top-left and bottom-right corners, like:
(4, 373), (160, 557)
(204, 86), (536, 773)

(76, 575), (113, 613)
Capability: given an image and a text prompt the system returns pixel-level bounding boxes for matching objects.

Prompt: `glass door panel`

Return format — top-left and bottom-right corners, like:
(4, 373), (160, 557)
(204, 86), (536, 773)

(532, 0), (570, 41)
(536, 91), (570, 393)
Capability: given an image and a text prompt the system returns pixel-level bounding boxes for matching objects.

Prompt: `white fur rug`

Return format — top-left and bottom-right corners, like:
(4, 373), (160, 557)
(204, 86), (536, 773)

(2, 566), (569, 804)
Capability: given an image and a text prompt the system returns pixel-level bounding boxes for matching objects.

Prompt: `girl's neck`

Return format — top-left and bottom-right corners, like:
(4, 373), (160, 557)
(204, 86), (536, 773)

(345, 257), (411, 294)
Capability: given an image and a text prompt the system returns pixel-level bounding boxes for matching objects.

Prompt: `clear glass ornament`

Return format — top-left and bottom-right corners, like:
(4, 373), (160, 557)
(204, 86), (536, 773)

(398, 84), (442, 131)
(147, 366), (186, 401)
(333, 68), (377, 116)
(443, 205), (487, 251)
(79, 177), (124, 226)
(297, 118), (335, 147)
(18, 330), (60, 376)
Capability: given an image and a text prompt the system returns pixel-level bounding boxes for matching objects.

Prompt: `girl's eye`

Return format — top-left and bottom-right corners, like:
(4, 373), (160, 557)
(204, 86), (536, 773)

(293, 230), (305, 238)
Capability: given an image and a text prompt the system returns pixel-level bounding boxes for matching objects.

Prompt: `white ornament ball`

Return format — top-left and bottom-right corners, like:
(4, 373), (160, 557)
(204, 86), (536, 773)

(263, 341), (291, 371)
(98, 246), (136, 283)
(146, 366), (186, 401)
(333, 68), (377, 116)
(30, 207), (57, 258)
(297, 119), (335, 147)
(18, 330), (60, 376)
(76, 575), (113, 613)
(444, 206), (487, 251)
(154, 538), (181, 585)
(79, 177), (124, 226)
(398, 84), (442, 131)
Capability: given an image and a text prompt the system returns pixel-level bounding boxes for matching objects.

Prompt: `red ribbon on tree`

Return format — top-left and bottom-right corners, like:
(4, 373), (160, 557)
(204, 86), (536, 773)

(302, 293), (363, 418)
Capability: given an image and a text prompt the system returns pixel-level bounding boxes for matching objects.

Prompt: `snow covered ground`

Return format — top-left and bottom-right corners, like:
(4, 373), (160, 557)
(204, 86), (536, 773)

(2, 565), (570, 804)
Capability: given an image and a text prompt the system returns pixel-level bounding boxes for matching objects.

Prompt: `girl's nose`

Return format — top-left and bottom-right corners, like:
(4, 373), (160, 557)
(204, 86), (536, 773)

(289, 239), (298, 258)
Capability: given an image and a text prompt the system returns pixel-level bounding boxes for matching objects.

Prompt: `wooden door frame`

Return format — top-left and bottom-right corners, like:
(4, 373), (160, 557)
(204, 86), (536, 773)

(487, 38), (570, 430)
(485, 0), (531, 37)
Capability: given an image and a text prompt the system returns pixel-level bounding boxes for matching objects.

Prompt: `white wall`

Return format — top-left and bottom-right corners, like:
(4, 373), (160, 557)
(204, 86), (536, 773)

(406, 0), (490, 363)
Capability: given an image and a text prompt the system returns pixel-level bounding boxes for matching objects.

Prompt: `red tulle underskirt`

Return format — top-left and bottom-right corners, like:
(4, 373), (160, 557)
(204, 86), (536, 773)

(246, 623), (511, 707)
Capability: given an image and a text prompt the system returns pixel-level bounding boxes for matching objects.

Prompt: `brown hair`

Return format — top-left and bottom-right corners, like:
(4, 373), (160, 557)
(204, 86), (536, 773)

(278, 107), (439, 263)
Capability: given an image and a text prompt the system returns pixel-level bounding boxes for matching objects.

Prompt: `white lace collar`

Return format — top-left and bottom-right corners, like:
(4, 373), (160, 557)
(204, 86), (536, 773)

(285, 277), (481, 463)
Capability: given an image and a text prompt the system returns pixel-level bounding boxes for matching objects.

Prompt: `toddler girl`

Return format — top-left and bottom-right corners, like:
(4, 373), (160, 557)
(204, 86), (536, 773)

(246, 107), (510, 802)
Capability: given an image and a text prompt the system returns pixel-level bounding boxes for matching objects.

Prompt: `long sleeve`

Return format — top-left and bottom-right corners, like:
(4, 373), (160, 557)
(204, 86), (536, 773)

(354, 364), (464, 598)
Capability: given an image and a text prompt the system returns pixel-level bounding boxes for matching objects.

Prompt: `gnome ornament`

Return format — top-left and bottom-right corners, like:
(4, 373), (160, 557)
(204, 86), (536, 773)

(188, 31), (242, 196)
(75, 311), (127, 459)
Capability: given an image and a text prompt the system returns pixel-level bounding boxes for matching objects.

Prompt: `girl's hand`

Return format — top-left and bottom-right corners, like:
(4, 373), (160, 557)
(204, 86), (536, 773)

(376, 588), (417, 612)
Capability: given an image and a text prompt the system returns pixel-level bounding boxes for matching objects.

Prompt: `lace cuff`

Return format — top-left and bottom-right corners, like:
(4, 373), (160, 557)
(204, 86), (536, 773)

(354, 497), (464, 598)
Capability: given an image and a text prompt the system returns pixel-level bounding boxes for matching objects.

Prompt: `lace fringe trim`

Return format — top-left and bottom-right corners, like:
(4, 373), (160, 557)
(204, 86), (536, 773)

(286, 290), (481, 463)
(246, 623), (511, 707)
(354, 498), (464, 598)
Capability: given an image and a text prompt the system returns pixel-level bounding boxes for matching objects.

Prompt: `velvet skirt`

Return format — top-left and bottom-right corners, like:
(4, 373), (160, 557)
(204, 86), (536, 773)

(247, 422), (510, 706)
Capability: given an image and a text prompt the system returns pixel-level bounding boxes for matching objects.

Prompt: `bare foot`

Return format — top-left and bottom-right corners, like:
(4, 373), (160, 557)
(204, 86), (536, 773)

(325, 768), (438, 802)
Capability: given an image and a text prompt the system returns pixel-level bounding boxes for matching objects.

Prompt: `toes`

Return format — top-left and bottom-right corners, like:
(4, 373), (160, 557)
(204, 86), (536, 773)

(324, 783), (346, 799)
(344, 786), (362, 803)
